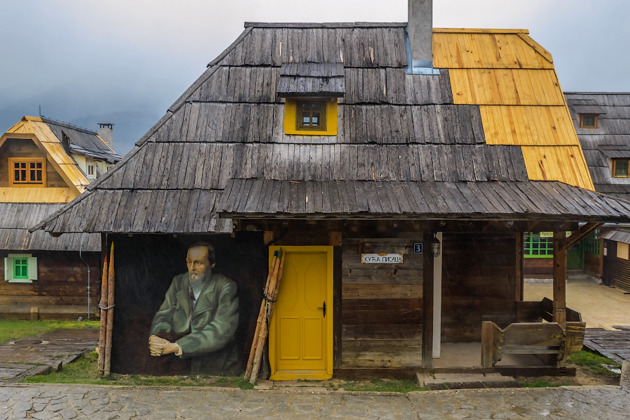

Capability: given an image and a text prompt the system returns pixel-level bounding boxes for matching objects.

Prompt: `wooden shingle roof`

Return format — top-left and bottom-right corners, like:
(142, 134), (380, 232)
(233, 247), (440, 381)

(566, 92), (630, 201)
(33, 23), (630, 234)
(43, 118), (121, 164)
(0, 203), (99, 251)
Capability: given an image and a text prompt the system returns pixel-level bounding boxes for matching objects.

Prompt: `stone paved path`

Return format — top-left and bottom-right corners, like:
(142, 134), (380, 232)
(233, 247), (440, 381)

(0, 329), (98, 383)
(0, 383), (629, 419)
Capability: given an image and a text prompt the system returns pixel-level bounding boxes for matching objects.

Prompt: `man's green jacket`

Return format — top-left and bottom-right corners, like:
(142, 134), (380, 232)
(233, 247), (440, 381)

(150, 271), (239, 375)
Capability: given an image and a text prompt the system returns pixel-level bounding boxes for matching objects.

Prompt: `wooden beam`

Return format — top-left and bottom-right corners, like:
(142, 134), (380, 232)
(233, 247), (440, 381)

(559, 222), (601, 251)
(515, 232), (524, 302)
(553, 232), (567, 329)
(422, 231), (434, 368)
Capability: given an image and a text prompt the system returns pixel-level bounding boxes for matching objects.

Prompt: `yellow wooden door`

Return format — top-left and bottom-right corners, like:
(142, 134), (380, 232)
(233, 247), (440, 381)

(269, 246), (333, 380)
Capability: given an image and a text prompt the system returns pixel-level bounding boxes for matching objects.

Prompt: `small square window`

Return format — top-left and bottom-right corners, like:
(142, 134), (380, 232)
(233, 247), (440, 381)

(297, 99), (327, 131)
(613, 160), (629, 178)
(284, 98), (338, 136)
(579, 114), (598, 129)
(87, 164), (95, 176)
(4, 254), (37, 283)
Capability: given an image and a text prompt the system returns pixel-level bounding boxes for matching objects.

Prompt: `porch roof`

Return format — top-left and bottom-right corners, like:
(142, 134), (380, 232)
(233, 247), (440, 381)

(218, 179), (630, 223)
(0, 203), (100, 251)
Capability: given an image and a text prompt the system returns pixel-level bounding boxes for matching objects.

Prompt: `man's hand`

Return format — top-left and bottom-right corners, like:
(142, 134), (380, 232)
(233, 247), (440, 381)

(149, 335), (182, 357)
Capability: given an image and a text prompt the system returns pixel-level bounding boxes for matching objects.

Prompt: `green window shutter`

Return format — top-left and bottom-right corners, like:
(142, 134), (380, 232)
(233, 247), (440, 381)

(28, 257), (38, 281)
(4, 257), (14, 281)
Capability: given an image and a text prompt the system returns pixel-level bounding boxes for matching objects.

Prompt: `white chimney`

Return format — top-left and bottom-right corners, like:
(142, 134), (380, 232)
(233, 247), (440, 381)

(408, 0), (436, 72)
(98, 123), (114, 148)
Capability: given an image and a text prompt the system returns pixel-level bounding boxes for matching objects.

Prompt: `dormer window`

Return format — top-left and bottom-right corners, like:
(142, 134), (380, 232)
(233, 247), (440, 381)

(579, 114), (598, 129)
(613, 159), (629, 178)
(297, 99), (326, 131)
(277, 62), (345, 137)
(9, 157), (45, 186)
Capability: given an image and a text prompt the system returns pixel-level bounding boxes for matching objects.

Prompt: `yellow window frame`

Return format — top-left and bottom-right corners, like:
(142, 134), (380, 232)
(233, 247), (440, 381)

(579, 114), (598, 129)
(284, 98), (338, 136)
(8, 157), (46, 187)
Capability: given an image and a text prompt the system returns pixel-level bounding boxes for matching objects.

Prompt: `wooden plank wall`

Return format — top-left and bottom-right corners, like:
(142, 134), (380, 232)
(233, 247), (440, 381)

(0, 139), (66, 188)
(441, 233), (517, 342)
(341, 237), (423, 368)
(603, 241), (630, 292)
(0, 251), (100, 319)
(523, 258), (553, 276)
(583, 252), (603, 279)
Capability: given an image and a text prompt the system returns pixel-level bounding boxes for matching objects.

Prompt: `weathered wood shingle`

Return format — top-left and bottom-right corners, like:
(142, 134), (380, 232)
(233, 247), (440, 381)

(32, 24), (630, 234)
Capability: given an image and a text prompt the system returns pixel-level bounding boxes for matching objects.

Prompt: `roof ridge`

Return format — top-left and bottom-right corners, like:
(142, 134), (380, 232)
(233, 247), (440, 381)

(244, 22), (407, 28)
(41, 117), (98, 135)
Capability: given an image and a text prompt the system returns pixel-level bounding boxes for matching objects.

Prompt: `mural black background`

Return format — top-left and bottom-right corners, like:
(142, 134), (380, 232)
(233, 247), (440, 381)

(109, 232), (265, 375)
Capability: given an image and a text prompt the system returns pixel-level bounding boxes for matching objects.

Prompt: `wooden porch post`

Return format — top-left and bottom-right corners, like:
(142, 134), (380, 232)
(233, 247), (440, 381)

(553, 232), (567, 329)
(515, 232), (524, 302)
(422, 230), (434, 368)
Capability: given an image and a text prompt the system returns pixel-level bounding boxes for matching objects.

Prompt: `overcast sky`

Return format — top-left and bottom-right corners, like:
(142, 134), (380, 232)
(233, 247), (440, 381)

(1, 0), (628, 155)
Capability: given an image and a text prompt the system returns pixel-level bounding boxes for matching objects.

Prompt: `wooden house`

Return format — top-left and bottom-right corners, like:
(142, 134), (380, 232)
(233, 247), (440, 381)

(565, 92), (630, 289)
(34, 1), (630, 378)
(0, 116), (120, 319)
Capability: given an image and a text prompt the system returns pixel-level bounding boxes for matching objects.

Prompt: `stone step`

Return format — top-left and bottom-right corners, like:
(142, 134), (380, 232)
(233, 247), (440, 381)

(417, 372), (520, 390)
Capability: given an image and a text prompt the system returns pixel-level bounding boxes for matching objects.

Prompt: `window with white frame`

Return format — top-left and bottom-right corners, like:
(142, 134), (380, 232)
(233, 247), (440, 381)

(87, 164), (95, 177)
(4, 254), (38, 283)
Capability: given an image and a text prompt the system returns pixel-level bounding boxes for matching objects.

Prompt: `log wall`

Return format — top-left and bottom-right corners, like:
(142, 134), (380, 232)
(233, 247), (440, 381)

(603, 240), (630, 292)
(523, 258), (553, 276)
(341, 237), (423, 368)
(441, 233), (517, 342)
(0, 250), (100, 319)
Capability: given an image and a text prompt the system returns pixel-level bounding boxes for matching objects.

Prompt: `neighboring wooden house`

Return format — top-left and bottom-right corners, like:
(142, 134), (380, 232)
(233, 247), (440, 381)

(0, 116), (120, 319)
(565, 92), (630, 289)
(34, 1), (630, 378)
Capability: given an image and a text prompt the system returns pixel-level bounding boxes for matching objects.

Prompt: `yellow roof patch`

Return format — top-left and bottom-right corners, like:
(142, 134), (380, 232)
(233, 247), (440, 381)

(434, 30), (593, 190)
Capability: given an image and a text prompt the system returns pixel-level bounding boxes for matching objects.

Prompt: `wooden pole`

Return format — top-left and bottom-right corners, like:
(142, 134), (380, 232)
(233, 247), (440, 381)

(245, 252), (279, 378)
(104, 242), (115, 376)
(249, 250), (285, 384)
(97, 253), (109, 376)
(553, 232), (567, 329)
(422, 231), (434, 369)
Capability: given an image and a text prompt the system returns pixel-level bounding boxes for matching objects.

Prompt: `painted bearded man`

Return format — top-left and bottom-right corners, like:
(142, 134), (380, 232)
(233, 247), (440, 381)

(148, 242), (239, 375)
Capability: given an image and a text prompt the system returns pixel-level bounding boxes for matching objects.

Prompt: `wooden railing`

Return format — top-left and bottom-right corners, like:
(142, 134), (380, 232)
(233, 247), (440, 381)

(481, 298), (585, 368)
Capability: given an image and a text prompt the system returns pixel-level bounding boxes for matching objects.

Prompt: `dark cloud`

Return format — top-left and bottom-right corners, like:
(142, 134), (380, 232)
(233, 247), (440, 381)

(1, 0), (628, 156)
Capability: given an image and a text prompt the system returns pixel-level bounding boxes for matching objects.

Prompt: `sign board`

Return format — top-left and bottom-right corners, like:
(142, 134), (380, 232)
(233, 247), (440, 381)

(413, 243), (423, 254)
(361, 253), (404, 264)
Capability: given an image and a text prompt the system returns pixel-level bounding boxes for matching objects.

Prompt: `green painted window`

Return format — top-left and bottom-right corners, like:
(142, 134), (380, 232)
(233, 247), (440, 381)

(13, 258), (29, 279)
(524, 232), (554, 258)
(583, 230), (601, 256)
(4, 254), (37, 283)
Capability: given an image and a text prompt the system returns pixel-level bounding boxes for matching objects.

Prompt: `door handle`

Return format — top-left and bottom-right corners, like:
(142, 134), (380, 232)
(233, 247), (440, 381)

(317, 301), (326, 317)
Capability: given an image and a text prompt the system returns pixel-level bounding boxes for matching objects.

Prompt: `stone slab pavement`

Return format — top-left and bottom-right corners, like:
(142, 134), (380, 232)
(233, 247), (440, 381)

(0, 383), (629, 420)
(0, 329), (98, 383)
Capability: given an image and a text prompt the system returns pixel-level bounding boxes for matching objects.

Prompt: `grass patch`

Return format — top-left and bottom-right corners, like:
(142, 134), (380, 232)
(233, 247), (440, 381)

(24, 350), (254, 389)
(0, 320), (99, 344)
(340, 378), (422, 393)
(568, 350), (621, 378)
(519, 378), (570, 388)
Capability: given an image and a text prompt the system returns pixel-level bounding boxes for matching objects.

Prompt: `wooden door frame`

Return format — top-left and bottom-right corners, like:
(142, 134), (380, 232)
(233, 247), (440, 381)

(268, 245), (334, 380)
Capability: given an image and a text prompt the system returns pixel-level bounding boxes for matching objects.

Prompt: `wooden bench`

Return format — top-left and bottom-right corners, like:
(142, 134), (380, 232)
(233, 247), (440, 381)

(481, 321), (572, 368)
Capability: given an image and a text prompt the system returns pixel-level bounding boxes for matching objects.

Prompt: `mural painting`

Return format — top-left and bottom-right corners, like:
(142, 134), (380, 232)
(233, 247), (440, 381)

(109, 233), (265, 376)
(149, 243), (240, 375)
